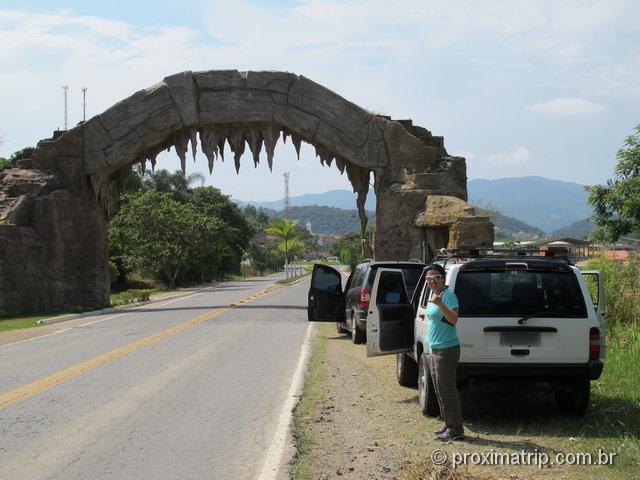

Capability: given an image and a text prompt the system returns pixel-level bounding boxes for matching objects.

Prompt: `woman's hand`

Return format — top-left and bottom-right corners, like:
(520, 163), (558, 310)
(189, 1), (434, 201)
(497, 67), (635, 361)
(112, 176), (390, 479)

(430, 291), (444, 307)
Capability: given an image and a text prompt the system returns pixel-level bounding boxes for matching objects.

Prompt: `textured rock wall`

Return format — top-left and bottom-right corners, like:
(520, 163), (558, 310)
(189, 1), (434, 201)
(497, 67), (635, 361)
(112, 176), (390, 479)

(0, 131), (109, 315)
(0, 69), (489, 315)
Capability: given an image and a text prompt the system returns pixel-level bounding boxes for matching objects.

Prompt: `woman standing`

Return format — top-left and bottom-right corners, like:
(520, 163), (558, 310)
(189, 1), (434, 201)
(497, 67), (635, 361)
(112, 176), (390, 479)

(425, 263), (465, 441)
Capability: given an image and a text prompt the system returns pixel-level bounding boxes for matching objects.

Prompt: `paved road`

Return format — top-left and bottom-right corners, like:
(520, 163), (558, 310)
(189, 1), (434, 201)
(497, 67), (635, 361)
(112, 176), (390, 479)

(0, 275), (312, 480)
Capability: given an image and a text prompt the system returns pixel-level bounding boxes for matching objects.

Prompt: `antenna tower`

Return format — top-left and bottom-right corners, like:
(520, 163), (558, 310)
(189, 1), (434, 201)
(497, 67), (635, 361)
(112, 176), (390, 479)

(62, 84), (69, 130)
(283, 172), (290, 219)
(82, 87), (87, 121)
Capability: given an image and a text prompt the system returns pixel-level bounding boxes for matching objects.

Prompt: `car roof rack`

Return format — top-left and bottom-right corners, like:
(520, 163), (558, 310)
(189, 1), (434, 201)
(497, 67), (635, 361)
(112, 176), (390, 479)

(433, 247), (574, 268)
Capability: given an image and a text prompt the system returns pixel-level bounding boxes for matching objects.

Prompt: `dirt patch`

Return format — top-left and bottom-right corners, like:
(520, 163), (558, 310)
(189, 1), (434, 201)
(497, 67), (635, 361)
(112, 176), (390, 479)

(292, 323), (626, 480)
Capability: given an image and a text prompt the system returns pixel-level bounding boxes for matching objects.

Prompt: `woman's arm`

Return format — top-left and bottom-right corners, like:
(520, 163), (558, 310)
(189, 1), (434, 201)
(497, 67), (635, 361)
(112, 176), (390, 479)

(431, 291), (459, 325)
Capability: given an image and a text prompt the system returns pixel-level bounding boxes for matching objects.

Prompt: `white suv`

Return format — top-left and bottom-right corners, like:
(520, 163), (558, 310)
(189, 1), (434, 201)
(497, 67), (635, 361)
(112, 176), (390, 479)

(363, 252), (606, 417)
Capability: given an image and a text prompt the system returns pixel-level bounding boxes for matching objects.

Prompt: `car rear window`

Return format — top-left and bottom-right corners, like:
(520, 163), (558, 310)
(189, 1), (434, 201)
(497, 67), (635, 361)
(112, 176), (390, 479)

(455, 270), (588, 318)
(366, 265), (424, 298)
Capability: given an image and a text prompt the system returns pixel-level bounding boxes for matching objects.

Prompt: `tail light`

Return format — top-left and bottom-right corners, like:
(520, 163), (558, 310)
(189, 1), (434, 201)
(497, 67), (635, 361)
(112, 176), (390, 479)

(359, 287), (370, 309)
(589, 327), (601, 360)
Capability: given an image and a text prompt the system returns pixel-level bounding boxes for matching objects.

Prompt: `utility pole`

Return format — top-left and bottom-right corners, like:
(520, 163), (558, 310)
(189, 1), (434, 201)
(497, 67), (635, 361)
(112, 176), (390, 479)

(62, 85), (69, 130)
(82, 87), (87, 121)
(283, 172), (290, 220)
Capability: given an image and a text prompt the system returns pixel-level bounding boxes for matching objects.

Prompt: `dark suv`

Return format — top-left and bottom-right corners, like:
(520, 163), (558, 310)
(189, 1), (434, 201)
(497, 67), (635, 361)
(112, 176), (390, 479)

(307, 259), (425, 344)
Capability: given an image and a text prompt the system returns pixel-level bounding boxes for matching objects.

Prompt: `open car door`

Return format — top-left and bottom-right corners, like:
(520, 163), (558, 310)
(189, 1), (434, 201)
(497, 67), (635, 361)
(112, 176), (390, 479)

(307, 264), (345, 322)
(366, 268), (414, 357)
(582, 269), (606, 357)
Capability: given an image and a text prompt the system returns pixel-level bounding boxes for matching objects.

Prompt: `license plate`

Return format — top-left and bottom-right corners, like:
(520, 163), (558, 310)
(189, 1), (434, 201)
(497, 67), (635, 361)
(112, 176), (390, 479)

(500, 332), (541, 347)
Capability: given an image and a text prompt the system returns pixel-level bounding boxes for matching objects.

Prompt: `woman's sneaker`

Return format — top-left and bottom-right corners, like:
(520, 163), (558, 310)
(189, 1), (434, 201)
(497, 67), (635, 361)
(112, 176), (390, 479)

(433, 423), (447, 435)
(436, 428), (465, 442)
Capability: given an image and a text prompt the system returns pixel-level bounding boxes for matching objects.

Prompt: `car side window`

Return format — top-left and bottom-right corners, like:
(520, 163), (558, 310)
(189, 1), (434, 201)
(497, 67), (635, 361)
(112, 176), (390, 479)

(352, 267), (364, 289)
(376, 271), (409, 305)
(344, 271), (354, 292)
(314, 268), (341, 292)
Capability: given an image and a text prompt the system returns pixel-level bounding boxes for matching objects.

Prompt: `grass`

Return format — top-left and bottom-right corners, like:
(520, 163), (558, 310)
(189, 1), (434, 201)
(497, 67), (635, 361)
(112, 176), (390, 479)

(0, 313), (69, 332)
(290, 324), (328, 480)
(276, 271), (311, 285)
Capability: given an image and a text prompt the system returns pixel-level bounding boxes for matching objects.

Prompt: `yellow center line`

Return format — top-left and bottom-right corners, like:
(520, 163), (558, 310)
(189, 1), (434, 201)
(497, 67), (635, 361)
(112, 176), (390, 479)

(0, 283), (287, 410)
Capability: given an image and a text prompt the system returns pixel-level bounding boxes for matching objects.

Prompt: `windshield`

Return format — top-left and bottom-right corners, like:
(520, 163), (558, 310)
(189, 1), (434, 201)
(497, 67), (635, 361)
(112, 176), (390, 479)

(367, 265), (424, 298)
(454, 270), (587, 318)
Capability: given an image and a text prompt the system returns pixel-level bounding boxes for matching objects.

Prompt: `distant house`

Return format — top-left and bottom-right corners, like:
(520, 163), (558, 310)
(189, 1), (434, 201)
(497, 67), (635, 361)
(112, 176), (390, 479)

(493, 237), (593, 261)
(535, 237), (593, 260)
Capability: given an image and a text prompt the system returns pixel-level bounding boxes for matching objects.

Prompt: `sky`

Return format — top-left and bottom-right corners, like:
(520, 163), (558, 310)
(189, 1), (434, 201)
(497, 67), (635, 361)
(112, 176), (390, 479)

(0, 0), (639, 202)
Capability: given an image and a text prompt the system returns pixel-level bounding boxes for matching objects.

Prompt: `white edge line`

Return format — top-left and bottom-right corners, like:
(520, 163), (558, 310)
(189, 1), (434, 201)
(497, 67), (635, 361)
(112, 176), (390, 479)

(258, 321), (315, 480)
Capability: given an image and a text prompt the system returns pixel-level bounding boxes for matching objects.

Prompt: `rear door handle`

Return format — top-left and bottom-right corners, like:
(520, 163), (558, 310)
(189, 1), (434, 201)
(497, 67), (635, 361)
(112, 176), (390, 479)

(511, 349), (530, 357)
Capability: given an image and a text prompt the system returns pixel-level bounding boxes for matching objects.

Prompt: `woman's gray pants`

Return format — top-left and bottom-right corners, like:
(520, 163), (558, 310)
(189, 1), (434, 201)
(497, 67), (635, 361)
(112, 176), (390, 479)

(430, 345), (464, 436)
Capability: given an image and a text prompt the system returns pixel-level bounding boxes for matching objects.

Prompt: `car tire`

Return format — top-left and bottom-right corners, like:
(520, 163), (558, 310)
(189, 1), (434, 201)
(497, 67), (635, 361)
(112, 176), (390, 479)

(351, 314), (365, 344)
(307, 304), (313, 322)
(336, 322), (348, 335)
(397, 352), (418, 387)
(554, 378), (590, 416)
(418, 352), (440, 417)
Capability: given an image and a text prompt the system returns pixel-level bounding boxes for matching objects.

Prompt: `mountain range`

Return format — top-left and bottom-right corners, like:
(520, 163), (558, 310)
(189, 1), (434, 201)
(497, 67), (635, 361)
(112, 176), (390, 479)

(236, 176), (594, 235)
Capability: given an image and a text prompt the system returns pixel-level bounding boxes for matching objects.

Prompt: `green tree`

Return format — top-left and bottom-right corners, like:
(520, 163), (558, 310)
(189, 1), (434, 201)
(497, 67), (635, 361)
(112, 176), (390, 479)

(0, 147), (34, 173)
(266, 219), (299, 265)
(246, 241), (284, 275)
(109, 191), (217, 288)
(331, 232), (364, 270)
(587, 124), (640, 242)
(187, 186), (255, 278)
(243, 205), (271, 230)
(284, 237), (307, 260)
(121, 168), (205, 201)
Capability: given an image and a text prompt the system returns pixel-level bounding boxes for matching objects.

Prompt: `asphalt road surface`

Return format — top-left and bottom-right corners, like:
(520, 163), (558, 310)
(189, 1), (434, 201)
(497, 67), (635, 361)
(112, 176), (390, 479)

(0, 275), (312, 480)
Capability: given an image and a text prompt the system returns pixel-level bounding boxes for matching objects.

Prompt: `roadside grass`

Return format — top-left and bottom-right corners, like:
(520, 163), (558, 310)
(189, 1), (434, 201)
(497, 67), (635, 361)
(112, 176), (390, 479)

(290, 324), (328, 480)
(0, 313), (64, 332)
(277, 272), (311, 285)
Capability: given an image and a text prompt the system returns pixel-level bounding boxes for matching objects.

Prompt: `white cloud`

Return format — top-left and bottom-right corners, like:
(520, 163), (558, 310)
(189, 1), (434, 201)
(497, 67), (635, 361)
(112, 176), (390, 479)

(456, 151), (475, 162)
(529, 98), (605, 116)
(1, 0), (639, 190)
(486, 146), (532, 165)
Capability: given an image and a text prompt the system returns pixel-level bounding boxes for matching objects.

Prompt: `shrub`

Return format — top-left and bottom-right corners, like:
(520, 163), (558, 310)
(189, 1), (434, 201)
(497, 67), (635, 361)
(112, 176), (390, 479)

(112, 289), (152, 306)
(107, 261), (119, 285)
(583, 254), (640, 329)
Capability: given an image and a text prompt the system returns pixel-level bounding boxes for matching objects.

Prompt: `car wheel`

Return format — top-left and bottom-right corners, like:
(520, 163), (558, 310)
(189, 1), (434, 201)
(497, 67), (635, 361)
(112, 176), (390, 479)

(336, 322), (347, 335)
(418, 352), (440, 417)
(555, 378), (590, 416)
(397, 352), (418, 387)
(307, 304), (313, 322)
(351, 314), (365, 344)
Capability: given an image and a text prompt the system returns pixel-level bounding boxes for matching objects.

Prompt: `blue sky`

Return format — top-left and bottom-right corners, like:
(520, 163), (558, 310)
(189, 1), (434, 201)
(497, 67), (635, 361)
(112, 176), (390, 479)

(1, 0), (639, 201)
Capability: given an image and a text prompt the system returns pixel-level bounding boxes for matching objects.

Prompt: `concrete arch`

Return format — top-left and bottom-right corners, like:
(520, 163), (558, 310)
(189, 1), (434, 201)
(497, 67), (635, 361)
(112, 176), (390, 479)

(0, 70), (492, 315)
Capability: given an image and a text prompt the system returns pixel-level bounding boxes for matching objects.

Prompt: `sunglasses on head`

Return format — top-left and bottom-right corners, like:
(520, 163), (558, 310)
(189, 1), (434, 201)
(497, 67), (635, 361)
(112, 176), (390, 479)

(425, 274), (443, 280)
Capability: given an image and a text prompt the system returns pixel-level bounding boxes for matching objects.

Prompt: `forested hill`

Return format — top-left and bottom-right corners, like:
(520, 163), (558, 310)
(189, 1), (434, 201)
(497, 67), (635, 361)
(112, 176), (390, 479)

(238, 176), (593, 234)
(549, 218), (595, 239)
(247, 204), (376, 235)
(492, 212), (546, 240)
(247, 203), (548, 238)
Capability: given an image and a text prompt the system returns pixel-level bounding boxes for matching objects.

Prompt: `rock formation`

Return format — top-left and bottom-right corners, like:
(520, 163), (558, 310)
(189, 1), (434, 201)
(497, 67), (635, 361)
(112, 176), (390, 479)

(0, 70), (492, 315)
